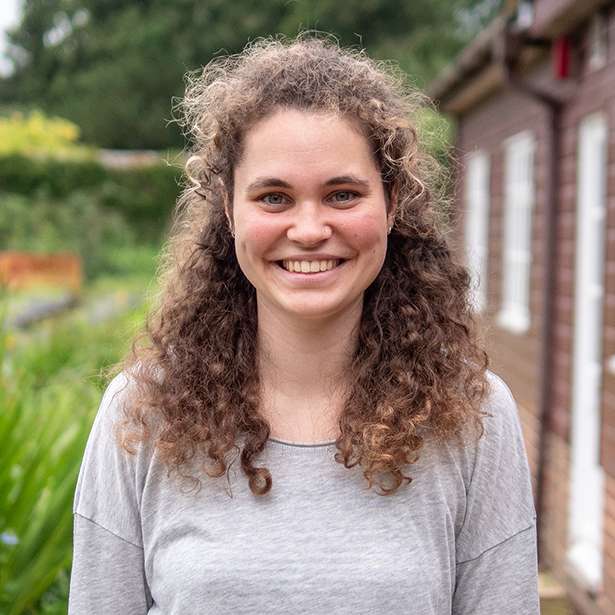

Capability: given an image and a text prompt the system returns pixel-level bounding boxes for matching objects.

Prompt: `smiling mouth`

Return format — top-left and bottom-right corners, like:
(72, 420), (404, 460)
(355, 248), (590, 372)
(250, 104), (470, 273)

(276, 259), (346, 273)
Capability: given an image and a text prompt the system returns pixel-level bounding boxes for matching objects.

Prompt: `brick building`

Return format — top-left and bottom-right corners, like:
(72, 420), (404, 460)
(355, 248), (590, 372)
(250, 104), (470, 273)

(427, 1), (615, 613)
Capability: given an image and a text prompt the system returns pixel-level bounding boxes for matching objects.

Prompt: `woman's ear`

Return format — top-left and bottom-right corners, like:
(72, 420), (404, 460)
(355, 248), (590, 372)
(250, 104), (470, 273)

(387, 182), (399, 227)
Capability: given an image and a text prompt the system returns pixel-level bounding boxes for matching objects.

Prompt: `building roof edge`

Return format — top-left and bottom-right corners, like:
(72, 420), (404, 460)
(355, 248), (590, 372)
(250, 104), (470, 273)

(426, 0), (614, 113)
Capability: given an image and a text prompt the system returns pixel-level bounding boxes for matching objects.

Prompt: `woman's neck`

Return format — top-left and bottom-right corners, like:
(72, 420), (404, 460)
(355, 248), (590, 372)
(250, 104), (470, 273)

(255, 298), (362, 434)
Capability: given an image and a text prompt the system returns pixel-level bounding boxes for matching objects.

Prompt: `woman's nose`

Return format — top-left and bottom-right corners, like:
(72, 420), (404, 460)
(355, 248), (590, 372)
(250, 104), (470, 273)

(286, 203), (332, 244)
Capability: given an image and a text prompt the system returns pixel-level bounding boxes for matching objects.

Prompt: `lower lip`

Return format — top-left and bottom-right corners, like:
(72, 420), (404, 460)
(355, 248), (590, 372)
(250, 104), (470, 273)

(273, 261), (348, 285)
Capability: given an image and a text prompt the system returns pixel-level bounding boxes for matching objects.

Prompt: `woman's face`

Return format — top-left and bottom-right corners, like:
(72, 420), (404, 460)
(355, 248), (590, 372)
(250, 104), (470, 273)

(230, 107), (395, 322)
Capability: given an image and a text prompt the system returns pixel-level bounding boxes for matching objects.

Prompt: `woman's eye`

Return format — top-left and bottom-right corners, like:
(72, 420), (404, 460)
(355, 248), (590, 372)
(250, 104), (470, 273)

(258, 191), (358, 206)
(331, 191), (358, 203)
(261, 193), (288, 206)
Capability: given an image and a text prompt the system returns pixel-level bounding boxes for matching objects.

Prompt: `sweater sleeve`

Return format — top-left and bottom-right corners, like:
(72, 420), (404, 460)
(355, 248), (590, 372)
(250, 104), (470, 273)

(452, 371), (539, 614)
(68, 513), (153, 615)
(69, 372), (153, 612)
(453, 522), (539, 614)
(71, 372), (146, 545)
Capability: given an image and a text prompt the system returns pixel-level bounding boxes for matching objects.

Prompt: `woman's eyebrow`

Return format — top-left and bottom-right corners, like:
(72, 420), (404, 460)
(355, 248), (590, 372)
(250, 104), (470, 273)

(324, 175), (370, 189)
(245, 174), (370, 192)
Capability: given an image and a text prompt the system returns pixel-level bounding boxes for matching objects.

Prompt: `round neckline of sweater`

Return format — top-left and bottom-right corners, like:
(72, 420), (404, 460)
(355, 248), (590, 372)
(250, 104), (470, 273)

(267, 436), (337, 448)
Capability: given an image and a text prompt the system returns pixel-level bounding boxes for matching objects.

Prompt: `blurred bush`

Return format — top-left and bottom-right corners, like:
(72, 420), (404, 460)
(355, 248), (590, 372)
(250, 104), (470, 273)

(0, 110), (182, 251)
(0, 191), (136, 280)
(0, 154), (107, 195)
(0, 110), (97, 160)
(0, 154), (181, 246)
(0, 287), (148, 614)
(416, 107), (453, 167)
(0, 110), (166, 614)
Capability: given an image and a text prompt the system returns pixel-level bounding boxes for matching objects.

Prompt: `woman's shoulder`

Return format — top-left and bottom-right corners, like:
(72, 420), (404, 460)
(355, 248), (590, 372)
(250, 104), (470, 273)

(481, 368), (526, 447)
(464, 369), (534, 509)
(433, 368), (523, 451)
(427, 368), (529, 494)
(85, 366), (163, 474)
(74, 368), (159, 545)
(442, 368), (528, 468)
(484, 368), (517, 412)
(91, 370), (138, 442)
(100, 370), (133, 415)
(455, 368), (537, 559)
(97, 364), (164, 431)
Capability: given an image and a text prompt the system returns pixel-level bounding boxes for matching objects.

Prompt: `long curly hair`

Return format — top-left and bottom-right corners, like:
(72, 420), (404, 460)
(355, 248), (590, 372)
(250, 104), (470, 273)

(106, 32), (491, 498)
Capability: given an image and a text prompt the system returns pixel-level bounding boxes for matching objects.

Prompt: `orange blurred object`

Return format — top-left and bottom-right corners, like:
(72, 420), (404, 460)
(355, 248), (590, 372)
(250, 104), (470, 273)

(0, 251), (82, 292)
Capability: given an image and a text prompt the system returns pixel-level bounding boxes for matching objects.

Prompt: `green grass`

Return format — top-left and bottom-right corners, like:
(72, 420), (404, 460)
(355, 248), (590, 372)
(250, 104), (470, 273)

(0, 260), (153, 614)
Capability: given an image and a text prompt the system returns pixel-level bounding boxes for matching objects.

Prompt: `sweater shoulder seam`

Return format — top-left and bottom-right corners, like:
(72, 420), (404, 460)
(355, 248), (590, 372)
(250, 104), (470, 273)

(455, 521), (535, 565)
(73, 511), (143, 549)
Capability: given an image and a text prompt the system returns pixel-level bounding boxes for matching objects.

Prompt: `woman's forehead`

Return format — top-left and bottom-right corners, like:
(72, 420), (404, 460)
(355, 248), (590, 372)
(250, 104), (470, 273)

(236, 109), (378, 180)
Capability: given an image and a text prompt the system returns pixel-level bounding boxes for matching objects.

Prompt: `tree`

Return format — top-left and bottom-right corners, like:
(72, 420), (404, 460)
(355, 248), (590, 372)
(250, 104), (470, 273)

(0, 0), (502, 149)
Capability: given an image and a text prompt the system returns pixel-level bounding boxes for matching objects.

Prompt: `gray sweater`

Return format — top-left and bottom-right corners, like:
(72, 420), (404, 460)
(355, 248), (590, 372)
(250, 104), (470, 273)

(68, 369), (539, 614)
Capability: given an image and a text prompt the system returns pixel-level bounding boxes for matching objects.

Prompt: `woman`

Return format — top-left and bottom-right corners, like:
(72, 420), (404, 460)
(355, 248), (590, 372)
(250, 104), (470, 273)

(69, 34), (539, 614)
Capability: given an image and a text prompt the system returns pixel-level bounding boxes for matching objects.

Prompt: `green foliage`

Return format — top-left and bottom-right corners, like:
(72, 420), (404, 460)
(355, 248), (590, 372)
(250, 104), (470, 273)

(96, 163), (182, 239)
(416, 107), (454, 163)
(0, 276), (149, 614)
(0, 154), (108, 197)
(0, 190), (136, 280)
(0, 109), (96, 160)
(0, 0), (503, 149)
(0, 153), (182, 245)
(0, 374), (94, 615)
(97, 242), (163, 283)
(31, 569), (70, 615)
(277, 0), (500, 87)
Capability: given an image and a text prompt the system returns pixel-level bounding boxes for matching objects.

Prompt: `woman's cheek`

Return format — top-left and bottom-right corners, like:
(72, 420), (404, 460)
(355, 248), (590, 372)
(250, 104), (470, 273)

(340, 211), (386, 249)
(237, 215), (285, 258)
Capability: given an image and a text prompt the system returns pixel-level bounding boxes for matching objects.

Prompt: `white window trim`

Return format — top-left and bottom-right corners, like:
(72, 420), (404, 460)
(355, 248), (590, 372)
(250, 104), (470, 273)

(588, 12), (608, 72)
(463, 150), (490, 314)
(566, 111), (607, 590)
(496, 130), (535, 334)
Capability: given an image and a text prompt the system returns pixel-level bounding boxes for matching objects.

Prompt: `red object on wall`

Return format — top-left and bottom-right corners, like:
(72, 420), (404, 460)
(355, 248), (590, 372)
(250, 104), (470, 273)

(553, 36), (570, 79)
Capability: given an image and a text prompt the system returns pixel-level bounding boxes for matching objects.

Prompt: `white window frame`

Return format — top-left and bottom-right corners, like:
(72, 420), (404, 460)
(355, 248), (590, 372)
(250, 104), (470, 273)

(497, 130), (535, 334)
(588, 12), (608, 72)
(464, 150), (490, 314)
(567, 111), (607, 590)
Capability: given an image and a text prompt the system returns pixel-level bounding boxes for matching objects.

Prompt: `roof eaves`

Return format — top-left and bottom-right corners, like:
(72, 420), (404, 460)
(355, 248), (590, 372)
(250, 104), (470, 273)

(427, 0), (615, 111)
(427, 15), (505, 107)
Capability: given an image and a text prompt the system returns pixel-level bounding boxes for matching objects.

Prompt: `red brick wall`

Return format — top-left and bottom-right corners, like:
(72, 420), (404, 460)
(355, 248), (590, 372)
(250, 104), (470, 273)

(558, 10), (615, 613)
(448, 7), (615, 613)
(452, 87), (548, 494)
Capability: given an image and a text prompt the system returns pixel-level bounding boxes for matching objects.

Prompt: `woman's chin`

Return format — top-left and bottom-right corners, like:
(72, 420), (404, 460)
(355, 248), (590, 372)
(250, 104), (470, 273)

(275, 295), (362, 322)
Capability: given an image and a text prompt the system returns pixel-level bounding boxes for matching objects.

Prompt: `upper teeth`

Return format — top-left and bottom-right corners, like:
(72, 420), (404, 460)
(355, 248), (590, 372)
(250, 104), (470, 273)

(282, 259), (340, 273)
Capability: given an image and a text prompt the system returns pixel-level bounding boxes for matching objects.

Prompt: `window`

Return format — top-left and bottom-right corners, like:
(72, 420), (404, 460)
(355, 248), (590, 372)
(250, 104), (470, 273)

(588, 12), (608, 72)
(497, 131), (535, 334)
(464, 151), (490, 314)
(515, 0), (534, 31)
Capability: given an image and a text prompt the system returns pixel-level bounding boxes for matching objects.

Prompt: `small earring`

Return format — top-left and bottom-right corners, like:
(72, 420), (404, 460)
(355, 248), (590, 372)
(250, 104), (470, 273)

(387, 224), (393, 235)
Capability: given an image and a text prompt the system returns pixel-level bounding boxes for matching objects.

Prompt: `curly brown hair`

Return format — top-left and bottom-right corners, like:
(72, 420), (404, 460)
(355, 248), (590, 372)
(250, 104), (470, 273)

(106, 32), (491, 498)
